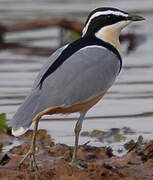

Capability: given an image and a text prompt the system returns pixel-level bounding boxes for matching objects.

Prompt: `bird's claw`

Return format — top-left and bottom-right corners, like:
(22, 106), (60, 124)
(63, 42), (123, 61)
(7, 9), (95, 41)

(18, 148), (38, 171)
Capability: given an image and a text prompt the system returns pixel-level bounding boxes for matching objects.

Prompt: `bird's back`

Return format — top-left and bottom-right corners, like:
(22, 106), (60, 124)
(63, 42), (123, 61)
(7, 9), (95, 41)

(38, 45), (121, 109)
(11, 37), (121, 136)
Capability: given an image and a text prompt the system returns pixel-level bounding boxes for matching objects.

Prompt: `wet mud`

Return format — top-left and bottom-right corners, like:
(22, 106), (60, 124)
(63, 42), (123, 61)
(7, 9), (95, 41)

(0, 130), (153, 180)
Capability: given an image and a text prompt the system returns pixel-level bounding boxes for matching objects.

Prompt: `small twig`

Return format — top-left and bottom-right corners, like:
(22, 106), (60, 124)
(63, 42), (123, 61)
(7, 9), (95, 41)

(83, 140), (90, 146)
(4, 18), (83, 35)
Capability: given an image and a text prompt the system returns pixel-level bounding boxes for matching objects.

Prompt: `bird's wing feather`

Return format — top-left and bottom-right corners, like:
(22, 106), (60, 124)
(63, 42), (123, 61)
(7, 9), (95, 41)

(32, 45), (68, 89)
(11, 45), (120, 133)
(37, 45), (120, 111)
(10, 45), (68, 132)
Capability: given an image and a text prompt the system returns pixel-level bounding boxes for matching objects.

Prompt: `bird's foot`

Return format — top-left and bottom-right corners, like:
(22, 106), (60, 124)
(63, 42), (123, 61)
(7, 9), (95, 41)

(69, 161), (84, 169)
(18, 148), (38, 171)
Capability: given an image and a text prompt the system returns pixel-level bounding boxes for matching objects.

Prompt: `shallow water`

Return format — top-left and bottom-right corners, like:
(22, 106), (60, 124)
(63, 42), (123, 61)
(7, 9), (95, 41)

(0, 0), (153, 154)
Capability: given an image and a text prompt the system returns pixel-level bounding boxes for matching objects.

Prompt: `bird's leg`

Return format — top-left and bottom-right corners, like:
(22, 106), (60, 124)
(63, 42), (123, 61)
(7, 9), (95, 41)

(69, 113), (85, 169)
(18, 113), (42, 171)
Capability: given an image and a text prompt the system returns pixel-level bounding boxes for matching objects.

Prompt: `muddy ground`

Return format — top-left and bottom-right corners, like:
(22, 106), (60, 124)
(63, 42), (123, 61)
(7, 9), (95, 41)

(0, 130), (153, 180)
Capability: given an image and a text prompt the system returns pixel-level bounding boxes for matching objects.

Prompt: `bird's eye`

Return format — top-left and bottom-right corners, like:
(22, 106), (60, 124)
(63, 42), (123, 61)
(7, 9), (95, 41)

(107, 15), (111, 19)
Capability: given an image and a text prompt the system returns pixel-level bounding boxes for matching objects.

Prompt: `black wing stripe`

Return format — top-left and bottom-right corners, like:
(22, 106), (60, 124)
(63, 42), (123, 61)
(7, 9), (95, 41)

(38, 36), (122, 89)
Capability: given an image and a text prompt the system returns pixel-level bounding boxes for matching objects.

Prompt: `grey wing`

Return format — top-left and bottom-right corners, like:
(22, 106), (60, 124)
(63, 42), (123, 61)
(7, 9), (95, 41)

(32, 45), (68, 89)
(38, 46), (121, 111)
(10, 45), (68, 132)
(11, 45), (121, 134)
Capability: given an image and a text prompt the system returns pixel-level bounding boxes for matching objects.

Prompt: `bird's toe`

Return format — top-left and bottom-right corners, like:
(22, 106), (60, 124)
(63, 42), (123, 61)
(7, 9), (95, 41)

(69, 161), (84, 170)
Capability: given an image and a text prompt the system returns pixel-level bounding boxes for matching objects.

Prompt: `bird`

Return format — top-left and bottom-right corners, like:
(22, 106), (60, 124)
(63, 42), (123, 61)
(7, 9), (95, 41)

(10, 7), (144, 170)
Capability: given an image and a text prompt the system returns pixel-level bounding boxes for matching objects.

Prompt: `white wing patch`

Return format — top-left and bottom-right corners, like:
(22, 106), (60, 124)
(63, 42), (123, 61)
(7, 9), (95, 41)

(12, 126), (29, 137)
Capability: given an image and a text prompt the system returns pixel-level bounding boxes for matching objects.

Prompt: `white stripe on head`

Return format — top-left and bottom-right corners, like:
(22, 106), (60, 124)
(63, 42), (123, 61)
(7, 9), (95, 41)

(82, 10), (129, 36)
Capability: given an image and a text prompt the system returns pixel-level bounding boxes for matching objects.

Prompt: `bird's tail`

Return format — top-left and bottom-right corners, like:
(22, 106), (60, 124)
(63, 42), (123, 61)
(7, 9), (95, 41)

(10, 90), (40, 137)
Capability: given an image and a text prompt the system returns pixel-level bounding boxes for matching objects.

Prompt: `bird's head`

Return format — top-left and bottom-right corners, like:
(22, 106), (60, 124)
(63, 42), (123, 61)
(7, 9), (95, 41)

(82, 7), (145, 38)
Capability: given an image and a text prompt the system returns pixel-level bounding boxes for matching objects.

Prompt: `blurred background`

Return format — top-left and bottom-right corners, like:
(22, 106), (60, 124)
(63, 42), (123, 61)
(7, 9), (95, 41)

(0, 0), (153, 154)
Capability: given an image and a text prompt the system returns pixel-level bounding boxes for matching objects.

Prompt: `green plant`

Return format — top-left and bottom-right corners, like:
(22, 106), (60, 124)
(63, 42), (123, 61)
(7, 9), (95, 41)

(0, 113), (8, 133)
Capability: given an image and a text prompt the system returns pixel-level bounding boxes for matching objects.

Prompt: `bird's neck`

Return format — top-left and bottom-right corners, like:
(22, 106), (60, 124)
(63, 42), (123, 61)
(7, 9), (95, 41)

(95, 27), (122, 57)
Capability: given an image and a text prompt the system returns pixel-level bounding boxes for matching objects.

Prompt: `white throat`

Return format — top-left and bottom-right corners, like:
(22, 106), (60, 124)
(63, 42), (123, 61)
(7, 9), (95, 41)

(95, 20), (131, 57)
